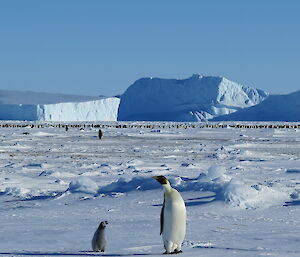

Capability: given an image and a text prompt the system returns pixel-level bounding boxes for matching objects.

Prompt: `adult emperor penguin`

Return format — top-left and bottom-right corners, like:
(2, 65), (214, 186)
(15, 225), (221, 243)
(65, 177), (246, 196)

(153, 176), (186, 254)
(92, 220), (108, 252)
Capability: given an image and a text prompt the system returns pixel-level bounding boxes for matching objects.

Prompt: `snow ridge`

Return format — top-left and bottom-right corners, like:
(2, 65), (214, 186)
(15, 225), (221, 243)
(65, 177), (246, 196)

(62, 165), (288, 209)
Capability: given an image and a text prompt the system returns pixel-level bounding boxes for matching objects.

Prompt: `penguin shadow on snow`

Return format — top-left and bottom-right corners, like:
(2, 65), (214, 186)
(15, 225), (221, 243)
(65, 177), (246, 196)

(184, 195), (216, 207)
(283, 200), (300, 206)
(193, 245), (267, 253)
(0, 251), (160, 256)
(193, 244), (299, 255)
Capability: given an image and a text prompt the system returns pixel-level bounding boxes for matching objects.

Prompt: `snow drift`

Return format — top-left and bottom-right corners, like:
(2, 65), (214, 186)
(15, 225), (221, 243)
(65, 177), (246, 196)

(2, 165), (287, 209)
(118, 74), (268, 122)
(0, 90), (120, 121)
(212, 90), (300, 122)
(68, 177), (99, 195)
(95, 165), (288, 209)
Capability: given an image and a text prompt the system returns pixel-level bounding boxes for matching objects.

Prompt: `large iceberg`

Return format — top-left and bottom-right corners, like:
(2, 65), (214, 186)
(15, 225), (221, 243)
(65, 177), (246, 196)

(0, 90), (120, 121)
(118, 74), (268, 121)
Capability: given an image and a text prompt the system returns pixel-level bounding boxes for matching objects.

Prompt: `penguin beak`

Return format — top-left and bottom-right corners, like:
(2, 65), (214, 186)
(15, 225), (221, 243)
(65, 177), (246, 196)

(152, 176), (168, 185)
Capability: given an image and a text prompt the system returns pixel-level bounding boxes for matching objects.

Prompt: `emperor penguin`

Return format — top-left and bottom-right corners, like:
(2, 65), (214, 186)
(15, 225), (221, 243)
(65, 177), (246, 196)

(153, 176), (186, 254)
(92, 220), (108, 252)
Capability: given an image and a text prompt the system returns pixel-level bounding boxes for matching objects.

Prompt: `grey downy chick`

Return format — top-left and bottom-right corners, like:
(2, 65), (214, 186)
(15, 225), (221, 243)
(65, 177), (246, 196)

(92, 221), (108, 252)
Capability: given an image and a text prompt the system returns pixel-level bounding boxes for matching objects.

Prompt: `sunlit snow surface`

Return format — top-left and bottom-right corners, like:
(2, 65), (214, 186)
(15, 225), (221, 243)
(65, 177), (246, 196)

(0, 122), (299, 257)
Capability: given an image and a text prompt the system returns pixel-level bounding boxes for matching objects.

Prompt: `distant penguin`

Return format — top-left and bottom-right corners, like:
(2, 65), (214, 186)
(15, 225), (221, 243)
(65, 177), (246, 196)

(98, 129), (103, 140)
(92, 220), (108, 252)
(153, 176), (186, 254)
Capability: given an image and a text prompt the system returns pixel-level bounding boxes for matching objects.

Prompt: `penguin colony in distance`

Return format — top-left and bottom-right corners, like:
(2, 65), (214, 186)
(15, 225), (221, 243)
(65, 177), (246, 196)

(153, 176), (186, 254)
(92, 221), (108, 252)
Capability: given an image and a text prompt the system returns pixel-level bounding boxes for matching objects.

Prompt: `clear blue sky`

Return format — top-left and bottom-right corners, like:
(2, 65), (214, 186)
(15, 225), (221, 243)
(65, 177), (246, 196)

(0, 0), (299, 96)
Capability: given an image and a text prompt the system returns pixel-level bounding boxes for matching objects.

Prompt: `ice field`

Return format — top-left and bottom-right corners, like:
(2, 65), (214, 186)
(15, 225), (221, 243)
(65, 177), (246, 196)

(0, 122), (299, 257)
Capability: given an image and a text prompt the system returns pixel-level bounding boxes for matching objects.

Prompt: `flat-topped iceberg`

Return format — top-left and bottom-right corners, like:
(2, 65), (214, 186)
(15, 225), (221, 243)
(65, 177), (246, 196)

(0, 90), (120, 121)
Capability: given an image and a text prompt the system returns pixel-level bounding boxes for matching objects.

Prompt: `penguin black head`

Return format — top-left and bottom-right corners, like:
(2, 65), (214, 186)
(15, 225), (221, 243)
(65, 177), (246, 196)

(99, 221), (108, 229)
(152, 176), (169, 185)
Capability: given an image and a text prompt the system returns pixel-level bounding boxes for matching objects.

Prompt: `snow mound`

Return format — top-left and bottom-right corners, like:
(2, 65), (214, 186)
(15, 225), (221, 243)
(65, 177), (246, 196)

(32, 131), (56, 137)
(68, 177), (99, 195)
(118, 74), (268, 121)
(224, 179), (289, 209)
(1, 187), (31, 198)
(201, 165), (229, 181)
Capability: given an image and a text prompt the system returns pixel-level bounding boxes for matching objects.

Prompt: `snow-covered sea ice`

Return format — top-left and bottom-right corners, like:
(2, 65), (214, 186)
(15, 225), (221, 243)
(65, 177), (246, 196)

(0, 121), (299, 257)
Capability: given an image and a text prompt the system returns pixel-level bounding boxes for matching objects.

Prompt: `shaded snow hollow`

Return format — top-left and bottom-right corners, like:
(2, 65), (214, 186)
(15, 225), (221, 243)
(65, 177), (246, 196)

(118, 74), (268, 122)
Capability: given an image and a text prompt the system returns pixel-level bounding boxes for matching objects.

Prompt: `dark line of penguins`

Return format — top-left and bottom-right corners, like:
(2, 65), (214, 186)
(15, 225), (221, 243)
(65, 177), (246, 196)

(0, 123), (300, 130)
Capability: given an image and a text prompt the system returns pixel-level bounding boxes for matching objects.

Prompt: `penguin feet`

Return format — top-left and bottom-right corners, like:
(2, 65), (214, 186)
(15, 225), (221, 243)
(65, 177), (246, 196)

(163, 250), (183, 254)
(173, 249), (183, 254)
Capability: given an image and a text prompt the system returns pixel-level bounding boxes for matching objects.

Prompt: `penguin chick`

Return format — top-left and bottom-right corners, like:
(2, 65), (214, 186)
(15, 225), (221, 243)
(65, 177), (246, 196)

(92, 220), (108, 252)
(153, 176), (186, 254)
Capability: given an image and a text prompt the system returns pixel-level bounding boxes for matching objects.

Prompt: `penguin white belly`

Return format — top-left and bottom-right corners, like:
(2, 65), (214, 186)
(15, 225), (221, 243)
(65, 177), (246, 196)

(162, 191), (186, 252)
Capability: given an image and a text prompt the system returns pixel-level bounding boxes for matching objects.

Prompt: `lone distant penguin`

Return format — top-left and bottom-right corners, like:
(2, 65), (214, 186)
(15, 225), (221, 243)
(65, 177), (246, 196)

(153, 176), (186, 254)
(92, 220), (108, 252)
(98, 129), (103, 140)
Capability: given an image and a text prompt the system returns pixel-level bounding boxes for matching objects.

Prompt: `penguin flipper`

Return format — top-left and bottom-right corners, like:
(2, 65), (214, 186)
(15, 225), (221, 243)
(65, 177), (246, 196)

(160, 199), (165, 235)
